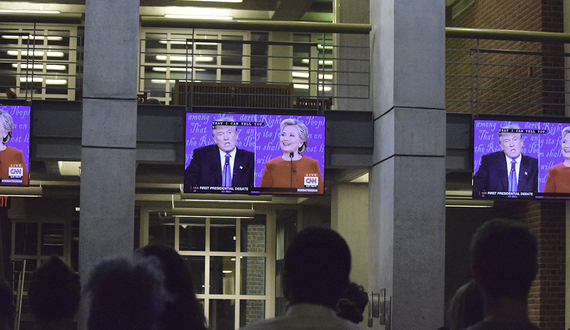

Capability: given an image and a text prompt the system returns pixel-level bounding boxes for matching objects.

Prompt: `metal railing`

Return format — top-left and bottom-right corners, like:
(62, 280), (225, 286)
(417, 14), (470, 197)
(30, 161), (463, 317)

(137, 21), (371, 113)
(0, 27), (83, 102)
(446, 28), (570, 116)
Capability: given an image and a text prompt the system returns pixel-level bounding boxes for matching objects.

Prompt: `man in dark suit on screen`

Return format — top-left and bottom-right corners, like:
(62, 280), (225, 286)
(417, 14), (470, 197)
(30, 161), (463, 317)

(184, 117), (254, 191)
(473, 125), (538, 197)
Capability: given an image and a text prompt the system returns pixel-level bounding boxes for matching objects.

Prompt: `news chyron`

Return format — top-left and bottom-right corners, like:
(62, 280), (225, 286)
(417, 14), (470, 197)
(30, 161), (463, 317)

(184, 112), (325, 195)
(0, 105), (30, 186)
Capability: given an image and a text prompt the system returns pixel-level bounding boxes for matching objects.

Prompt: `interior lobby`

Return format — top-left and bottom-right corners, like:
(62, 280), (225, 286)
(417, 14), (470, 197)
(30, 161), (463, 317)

(0, 0), (568, 329)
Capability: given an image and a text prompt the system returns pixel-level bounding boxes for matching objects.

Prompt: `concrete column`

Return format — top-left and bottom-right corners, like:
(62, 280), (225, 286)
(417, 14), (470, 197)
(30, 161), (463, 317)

(79, 0), (139, 285)
(369, 0), (446, 329)
(331, 183), (369, 291)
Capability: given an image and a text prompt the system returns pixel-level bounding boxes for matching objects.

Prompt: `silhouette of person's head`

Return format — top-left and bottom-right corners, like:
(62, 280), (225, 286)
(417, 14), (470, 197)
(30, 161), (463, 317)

(283, 227), (351, 307)
(85, 255), (167, 330)
(0, 278), (14, 330)
(336, 282), (369, 324)
(447, 280), (483, 330)
(470, 219), (538, 300)
(135, 244), (207, 330)
(28, 255), (80, 329)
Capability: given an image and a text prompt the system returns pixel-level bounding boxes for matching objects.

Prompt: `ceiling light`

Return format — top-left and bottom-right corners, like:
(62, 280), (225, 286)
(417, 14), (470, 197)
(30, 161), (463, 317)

(20, 77), (43, 83)
(46, 79), (67, 85)
(158, 40), (218, 45)
(152, 67), (205, 72)
(155, 55), (214, 62)
(7, 50), (64, 57)
(58, 161), (81, 176)
(151, 79), (177, 84)
(165, 14), (232, 20)
(2, 35), (62, 41)
(301, 59), (333, 66)
(174, 0), (242, 2)
(222, 270), (232, 273)
(293, 84), (309, 89)
(292, 72), (309, 78)
(0, 10), (60, 14)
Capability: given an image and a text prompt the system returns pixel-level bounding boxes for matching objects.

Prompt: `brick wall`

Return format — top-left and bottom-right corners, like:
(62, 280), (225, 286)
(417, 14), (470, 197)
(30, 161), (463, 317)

(446, 0), (565, 117)
(447, 1), (566, 328)
(243, 224), (266, 323)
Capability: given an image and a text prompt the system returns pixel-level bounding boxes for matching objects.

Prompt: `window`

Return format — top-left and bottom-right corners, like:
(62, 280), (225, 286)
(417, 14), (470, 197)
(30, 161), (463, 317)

(146, 212), (275, 330)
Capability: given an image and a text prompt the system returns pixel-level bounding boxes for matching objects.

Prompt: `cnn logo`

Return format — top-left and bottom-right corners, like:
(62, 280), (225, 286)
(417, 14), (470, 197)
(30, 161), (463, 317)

(304, 176), (318, 187)
(9, 167), (23, 178)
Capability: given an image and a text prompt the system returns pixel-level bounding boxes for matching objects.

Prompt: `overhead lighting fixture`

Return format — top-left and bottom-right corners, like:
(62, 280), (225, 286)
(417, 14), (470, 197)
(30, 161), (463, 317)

(46, 79), (67, 85)
(173, 0), (242, 2)
(293, 84), (309, 90)
(58, 161), (81, 176)
(12, 63), (67, 70)
(20, 77), (43, 83)
(7, 50), (64, 57)
(0, 10), (60, 14)
(2, 35), (63, 41)
(150, 79), (177, 84)
(292, 72), (309, 78)
(165, 14), (232, 20)
(158, 40), (218, 46)
(155, 55), (214, 62)
(152, 67), (205, 72)
(301, 59), (333, 66)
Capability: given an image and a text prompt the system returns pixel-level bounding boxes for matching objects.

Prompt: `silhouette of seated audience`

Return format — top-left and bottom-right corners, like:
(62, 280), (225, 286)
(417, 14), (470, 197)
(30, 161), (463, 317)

(28, 255), (80, 330)
(336, 282), (369, 324)
(84, 255), (168, 330)
(240, 227), (365, 330)
(463, 219), (540, 330)
(135, 244), (207, 330)
(0, 278), (14, 330)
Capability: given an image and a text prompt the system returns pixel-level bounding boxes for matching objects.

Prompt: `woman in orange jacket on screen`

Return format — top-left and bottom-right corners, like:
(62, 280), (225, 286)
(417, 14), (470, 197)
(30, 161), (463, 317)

(0, 110), (28, 185)
(260, 118), (323, 194)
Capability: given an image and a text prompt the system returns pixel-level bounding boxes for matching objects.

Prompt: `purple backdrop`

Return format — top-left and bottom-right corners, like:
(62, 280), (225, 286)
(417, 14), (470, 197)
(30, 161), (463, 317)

(473, 119), (561, 193)
(185, 113), (326, 188)
(0, 105), (30, 175)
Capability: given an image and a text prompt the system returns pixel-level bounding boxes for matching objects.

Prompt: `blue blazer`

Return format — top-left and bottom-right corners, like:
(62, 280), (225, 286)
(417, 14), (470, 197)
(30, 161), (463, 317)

(184, 144), (254, 189)
(473, 151), (538, 197)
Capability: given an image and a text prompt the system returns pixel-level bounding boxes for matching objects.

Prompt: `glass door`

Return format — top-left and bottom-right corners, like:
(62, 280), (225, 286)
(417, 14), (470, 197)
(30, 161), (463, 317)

(145, 211), (275, 330)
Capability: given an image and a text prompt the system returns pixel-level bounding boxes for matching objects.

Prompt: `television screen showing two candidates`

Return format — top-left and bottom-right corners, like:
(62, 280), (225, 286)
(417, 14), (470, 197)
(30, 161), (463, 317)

(184, 112), (325, 195)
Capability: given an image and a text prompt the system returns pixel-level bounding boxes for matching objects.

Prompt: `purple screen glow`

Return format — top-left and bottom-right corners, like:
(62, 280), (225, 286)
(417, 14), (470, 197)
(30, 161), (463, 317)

(185, 112), (325, 194)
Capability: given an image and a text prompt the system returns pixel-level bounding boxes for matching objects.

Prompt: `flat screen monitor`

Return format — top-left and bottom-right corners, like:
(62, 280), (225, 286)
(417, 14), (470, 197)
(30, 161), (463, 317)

(184, 112), (325, 195)
(0, 105), (30, 186)
(473, 115), (570, 199)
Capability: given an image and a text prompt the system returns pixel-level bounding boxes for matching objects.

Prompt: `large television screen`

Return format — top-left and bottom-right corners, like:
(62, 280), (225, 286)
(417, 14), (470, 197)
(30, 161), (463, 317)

(473, 115), (570, 199)
(0, 105), (30, 186)
(184, 112), (325, 195)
